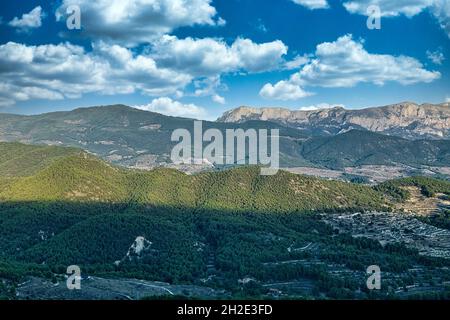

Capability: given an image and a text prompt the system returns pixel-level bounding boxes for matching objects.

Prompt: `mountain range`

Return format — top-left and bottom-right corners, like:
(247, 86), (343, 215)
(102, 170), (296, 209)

(0, 105), (307, 169)
(218, 102), (450, 140)
(0, 102), (449, 171)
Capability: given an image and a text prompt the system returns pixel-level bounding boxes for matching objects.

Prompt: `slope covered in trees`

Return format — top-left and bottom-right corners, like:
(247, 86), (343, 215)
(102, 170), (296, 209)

(0, 142), (78, 177)
(0, 143), (387, 212)
(300, 130), (450, 169)
(0, 142), (449, 300)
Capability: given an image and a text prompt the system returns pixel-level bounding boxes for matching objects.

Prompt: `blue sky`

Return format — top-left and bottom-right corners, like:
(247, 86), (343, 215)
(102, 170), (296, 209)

(0, 0), (449, 119)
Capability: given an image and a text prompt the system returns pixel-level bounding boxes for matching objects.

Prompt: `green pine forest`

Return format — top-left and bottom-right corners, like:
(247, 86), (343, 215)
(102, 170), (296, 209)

(0, 142), (449, 300)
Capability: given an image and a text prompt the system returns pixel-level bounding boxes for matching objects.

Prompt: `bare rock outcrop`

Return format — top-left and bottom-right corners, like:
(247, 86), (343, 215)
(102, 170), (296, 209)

(218, 102), (450, 139)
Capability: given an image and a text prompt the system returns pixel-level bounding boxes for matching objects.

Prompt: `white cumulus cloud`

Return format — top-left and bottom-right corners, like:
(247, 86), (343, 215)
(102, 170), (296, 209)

(343, 0), (434, 17)
(291, 0), (329, 10)
(151, 35), (288, 76)
(0, 33), (292, 106)
(0, 41), (191, 106)
(260, 81), (312, 101)
(133, 97), (209, 119)
(260, 35), (440, 101)
(427, 49), (445, 64)
(149, 36), (288, 100)
(297, 34), (440, 87)
(299, 103), (345, 111)
(9, 6), (44, 31)
(342, 0), (450, 37)
(284, 55), (310, 70)
(212, 94), (226, 104)
(430, 0), (450, 38)
(56, 0), (222, 46)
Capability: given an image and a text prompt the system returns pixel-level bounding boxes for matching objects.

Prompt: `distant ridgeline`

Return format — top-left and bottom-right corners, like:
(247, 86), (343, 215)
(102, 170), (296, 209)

(0, 104), (449, 170)
(218, 102), (450, 140)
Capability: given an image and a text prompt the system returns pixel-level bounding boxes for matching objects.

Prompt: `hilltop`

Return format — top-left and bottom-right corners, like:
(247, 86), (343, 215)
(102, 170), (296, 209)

(0, 105), (308, 169)
(0, 142), (79, 177)
(1, 141), (447, 213)
(0, 142), (385, 212)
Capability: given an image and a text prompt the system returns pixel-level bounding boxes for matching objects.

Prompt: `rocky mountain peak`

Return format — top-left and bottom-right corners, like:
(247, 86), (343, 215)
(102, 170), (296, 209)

(217, 102), (450, 139)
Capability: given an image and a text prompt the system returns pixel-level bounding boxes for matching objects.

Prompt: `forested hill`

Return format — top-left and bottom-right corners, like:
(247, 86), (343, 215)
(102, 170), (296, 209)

(1, 142), (450, 300)
(0, 105), (309, 168)
(299, 130), (450, 169)
(0, 142), (78, 177)
(0, 142), (386, 213)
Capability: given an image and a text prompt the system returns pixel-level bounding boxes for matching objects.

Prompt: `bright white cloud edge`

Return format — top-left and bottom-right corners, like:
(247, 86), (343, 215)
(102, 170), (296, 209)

(260, 34), (440, 101)
(8, 6), (44, 30)
(133, 97), (210, 120)
(291, 0), (329, 10)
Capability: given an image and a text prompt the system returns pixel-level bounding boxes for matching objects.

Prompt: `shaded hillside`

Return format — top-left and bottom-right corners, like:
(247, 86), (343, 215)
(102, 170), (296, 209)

(300, 130), (450, 169)
(0, 142), (449, 300)
(374, 177), (450, 230)
(375, 176), (450, 201)
(4, 200), (449, 300)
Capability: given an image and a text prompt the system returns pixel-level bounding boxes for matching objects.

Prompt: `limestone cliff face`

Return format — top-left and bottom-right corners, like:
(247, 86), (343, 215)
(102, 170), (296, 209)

(217, 102), (450, 139)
